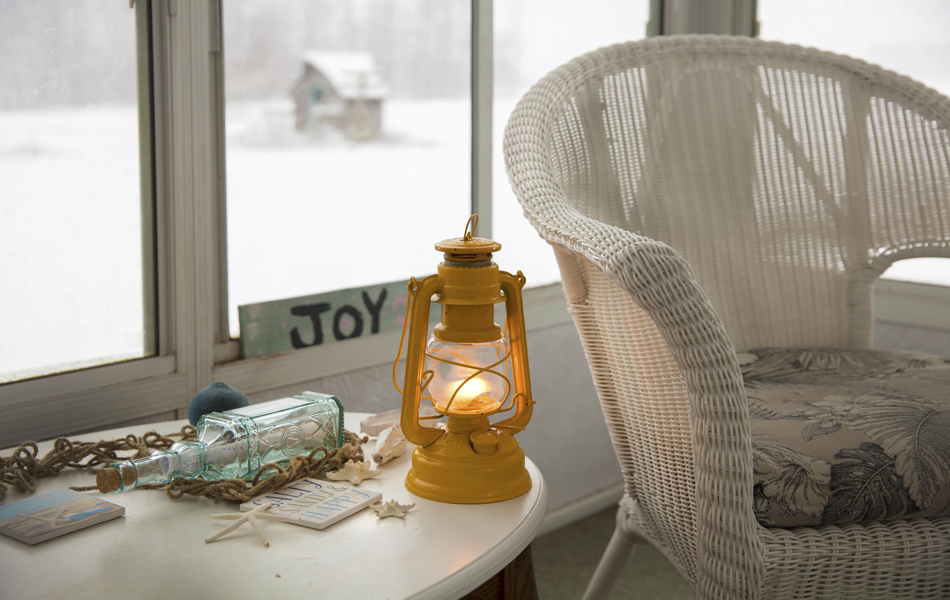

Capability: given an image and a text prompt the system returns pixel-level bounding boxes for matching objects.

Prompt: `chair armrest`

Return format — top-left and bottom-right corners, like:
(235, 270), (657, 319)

(515, 194), (767, 595)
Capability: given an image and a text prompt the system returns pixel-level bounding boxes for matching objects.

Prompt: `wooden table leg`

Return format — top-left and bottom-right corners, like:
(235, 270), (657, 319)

(463, 544), (539, 600)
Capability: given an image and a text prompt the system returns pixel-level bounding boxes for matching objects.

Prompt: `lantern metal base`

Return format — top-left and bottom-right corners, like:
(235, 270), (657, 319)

(405, 426), (532, 504)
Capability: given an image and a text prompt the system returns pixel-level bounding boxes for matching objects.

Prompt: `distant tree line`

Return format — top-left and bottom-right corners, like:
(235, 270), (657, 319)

(224, 0), (474, 101)
(0, 0), (538, 109)
(0, 0), (138, 110)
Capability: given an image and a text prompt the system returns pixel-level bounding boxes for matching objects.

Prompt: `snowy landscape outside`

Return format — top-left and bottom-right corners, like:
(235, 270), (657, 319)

(2, 0), (949, 383)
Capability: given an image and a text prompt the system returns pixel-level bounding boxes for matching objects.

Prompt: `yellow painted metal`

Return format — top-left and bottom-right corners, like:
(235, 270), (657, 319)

(399, 275), (446, 449)
(396, 214), (536, 504)
(493, 270), (535, 433)
(433, 213), (502, 262)
(433, 262), (502, 344)
(405, 415), (531, 504)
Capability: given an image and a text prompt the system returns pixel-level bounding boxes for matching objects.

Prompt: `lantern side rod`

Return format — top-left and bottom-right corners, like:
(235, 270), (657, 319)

(399, 275), (446, 448)
(493, 270), (534, 432)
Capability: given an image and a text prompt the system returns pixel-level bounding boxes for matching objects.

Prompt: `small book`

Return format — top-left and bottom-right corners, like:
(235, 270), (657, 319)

(240, 477), (382, 530)
(0, 489), (125, 546)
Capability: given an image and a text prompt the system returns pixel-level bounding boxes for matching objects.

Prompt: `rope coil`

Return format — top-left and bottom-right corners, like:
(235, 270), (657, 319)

(1, 428), (367, 504)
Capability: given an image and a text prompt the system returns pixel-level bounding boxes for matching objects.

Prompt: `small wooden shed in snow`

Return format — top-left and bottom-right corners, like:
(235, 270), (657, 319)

(291, 50), (388, 140)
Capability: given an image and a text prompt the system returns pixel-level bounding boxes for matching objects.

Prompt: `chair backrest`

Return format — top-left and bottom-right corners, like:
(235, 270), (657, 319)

(504, 35), (950, 595)
(511, 35), (950, 352)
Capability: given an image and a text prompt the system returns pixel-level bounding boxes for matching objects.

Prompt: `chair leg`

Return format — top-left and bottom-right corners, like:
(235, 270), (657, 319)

(581, 507), (637, 600)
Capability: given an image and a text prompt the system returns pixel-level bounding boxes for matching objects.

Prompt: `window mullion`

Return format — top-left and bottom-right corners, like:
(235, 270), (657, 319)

(151, 0), (173, 357)
(472, 0), (493, 238)
(136, 0), (158, 358)
(656, 0), (757, 35)
(210, 0), (230, 345)
(162, 0), (222, 406)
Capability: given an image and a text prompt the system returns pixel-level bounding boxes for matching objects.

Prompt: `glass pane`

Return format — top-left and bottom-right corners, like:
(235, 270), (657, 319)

(882, 258), (950, 287)
(493, 0), (651, 288)
(759, 0), (950, 286)
(0, 1), (153, 383)
(225, 0), (472, 337)
(759, 0), (950, 96)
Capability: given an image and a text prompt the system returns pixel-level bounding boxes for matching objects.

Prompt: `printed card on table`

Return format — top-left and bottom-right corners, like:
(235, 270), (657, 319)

(0, 489), (125, 546)
(240, 477), (381, 530)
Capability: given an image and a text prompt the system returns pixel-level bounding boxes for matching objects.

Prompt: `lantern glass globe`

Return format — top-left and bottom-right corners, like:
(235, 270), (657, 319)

(424, 336), (511, 415)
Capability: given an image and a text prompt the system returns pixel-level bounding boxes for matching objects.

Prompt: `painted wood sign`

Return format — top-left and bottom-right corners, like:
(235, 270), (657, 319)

(239, 280), (415, 359)
(239, 478), (382, 530)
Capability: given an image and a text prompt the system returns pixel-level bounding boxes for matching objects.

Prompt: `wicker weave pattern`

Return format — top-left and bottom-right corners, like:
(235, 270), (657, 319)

(504, 35), (950, 599)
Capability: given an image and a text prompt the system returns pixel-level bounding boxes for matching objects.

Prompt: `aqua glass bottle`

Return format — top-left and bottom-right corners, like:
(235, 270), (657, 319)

(97, 392), (344, 493)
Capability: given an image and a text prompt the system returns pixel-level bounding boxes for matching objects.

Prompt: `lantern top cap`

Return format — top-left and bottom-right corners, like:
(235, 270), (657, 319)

(434, 214), (501, 254)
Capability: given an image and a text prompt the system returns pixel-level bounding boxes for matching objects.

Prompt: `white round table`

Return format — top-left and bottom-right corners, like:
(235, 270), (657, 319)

(0, 412), (547, 600)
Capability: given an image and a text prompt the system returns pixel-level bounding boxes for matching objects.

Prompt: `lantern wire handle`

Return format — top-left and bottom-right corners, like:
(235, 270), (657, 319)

(424, 344), (515, 416)
(463, 214), (478, 240)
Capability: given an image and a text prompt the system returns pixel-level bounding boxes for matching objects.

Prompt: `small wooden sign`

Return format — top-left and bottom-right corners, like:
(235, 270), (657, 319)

(239, 280), (414, 359)
(239, 478), (382, 530)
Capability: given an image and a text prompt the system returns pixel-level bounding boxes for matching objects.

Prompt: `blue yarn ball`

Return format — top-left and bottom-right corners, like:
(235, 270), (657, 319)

(188, 382), (250, 425)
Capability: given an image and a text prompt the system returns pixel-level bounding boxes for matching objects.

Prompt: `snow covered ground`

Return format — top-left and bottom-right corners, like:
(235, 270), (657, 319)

(227, 98), (471, 336)
(0, 106), (146, 382)
(0, 98), (561, 382)
(2, 93), (948, 383)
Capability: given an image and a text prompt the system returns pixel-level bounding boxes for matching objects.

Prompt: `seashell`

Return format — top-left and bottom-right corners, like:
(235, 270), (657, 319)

(326, 459), (382, 485)
(371, 499), (415, 519)
(360, 409), (400, 437)
(372, 423), (407, 465)
(360, 407), (442, 437)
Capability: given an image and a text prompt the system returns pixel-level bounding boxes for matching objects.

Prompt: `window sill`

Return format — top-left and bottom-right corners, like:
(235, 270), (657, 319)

(875, 278), (950, 331)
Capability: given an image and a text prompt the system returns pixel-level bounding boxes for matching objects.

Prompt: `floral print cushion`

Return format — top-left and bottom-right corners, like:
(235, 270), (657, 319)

(742, 348), (950, 528)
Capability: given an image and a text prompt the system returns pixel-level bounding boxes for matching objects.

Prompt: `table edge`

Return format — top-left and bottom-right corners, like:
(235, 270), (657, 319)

(412, 459), (548, 600)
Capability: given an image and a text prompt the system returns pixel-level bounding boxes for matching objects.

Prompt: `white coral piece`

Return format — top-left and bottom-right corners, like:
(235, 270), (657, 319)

(372, 423), (407, 465)
(371, 500), (415, 519)
(326, 459), (382, 485)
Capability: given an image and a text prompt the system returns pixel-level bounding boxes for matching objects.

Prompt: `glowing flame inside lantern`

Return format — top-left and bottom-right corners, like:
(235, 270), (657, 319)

(423, 337), (510, 416)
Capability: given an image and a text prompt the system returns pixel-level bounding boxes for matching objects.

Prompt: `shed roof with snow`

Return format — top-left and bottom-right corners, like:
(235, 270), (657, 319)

(301, 50), (389, 100)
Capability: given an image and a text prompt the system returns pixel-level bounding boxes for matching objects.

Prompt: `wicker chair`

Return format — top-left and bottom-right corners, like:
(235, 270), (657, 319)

(504, 35), (950, 599)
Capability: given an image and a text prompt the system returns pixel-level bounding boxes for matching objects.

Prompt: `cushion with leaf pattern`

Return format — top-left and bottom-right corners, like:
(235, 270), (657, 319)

(742, 348), (950, 528)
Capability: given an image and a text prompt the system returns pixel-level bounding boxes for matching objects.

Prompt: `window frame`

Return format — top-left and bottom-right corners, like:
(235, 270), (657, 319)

(0, 0), (182, 445)
(0, 0), (571, 448)
(207, 0), (572, 397)
(3, 0), (945, 449)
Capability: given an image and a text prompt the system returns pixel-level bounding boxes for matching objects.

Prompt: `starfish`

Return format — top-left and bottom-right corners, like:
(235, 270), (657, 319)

(205, 502), (297, 547)
(325, 459), (382, 485)
(371, 499), (415, 519)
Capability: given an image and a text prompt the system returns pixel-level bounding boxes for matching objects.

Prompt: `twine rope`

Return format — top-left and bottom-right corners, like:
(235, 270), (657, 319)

(0, 426), (196, 502)
(1, 428), (367, 504)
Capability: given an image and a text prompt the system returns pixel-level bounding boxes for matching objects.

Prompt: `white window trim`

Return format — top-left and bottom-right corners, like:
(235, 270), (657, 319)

(875, 279), (950, 331)
(3, 0), (946, 449)
(0, 0), (572, 448)
(0, 0), (221, 446)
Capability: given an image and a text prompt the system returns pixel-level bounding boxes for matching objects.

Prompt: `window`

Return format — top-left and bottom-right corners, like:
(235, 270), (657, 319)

(0, 1), (155, 384)
(1, 0), (653, 446)
(492, 0), (651, 287)
(222, 0), (472, 337)
(758, 0), (950, 287)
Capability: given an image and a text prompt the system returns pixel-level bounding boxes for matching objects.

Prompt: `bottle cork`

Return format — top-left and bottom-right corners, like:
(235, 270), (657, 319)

(96, 467), (122, 493)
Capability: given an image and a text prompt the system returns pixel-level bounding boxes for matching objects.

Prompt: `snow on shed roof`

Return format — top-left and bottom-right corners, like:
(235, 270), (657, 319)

(302, 50), (389, 100)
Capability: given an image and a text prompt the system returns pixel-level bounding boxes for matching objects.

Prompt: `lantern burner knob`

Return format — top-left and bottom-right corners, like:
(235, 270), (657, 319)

(470, 430), (501, 455)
